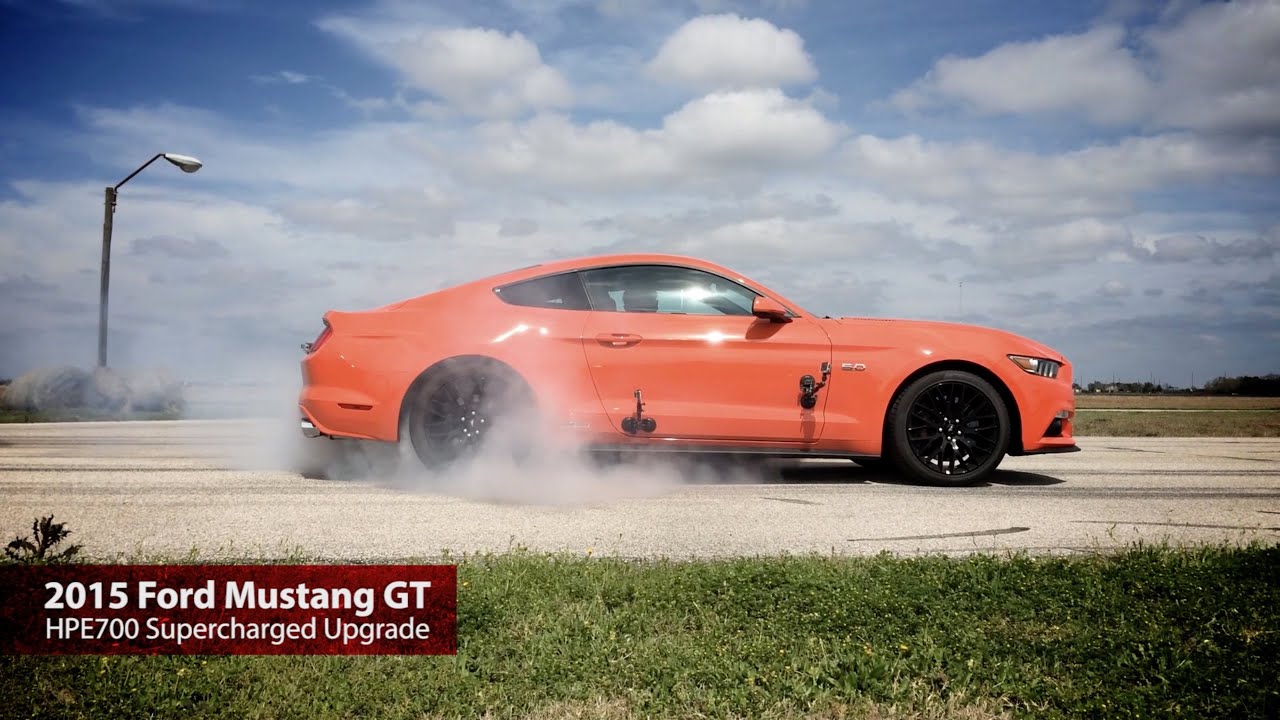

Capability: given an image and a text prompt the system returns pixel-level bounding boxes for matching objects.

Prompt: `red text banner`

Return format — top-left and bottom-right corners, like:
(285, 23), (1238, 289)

(0, 564), (457, 655)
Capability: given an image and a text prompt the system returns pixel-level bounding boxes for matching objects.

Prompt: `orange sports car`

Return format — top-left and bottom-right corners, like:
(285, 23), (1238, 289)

(298, 254), (1077, 485)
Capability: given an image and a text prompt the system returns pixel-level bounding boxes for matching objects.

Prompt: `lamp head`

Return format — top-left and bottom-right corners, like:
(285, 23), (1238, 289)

(162, 153), (203, 173)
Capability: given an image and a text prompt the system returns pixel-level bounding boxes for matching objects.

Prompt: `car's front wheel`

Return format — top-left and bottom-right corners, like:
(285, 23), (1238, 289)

(404, 357), (536, 471)
(887, 370), (1010, 486)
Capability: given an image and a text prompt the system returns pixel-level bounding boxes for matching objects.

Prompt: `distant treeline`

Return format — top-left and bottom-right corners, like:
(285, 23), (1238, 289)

(1077, 374), (1280, 396)
(1199, 374), (1280, 396)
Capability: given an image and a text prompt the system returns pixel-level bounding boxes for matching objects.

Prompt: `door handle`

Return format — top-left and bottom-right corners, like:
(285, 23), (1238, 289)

(595, 333), (643, 348)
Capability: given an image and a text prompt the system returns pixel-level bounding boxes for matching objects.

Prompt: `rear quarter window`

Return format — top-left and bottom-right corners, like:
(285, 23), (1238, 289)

(494, 272), (591, 311)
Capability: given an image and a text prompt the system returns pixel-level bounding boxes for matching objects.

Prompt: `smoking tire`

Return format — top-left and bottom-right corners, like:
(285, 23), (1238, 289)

(887, 370), (1010, 487)
(404, 356), (537, 470)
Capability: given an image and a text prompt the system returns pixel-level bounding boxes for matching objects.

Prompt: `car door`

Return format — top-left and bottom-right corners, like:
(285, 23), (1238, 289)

(579, 264), (832, 443)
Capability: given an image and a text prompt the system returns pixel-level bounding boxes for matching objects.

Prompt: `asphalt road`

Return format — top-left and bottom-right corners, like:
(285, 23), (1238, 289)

(1, 420), (1277, 560)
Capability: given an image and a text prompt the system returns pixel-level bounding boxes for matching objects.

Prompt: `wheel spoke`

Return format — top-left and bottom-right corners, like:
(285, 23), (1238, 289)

(910, 405), (944, 425)
(957, 392), (987, 419)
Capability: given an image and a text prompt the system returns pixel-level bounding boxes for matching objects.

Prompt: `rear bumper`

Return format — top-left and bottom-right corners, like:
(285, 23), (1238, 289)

(299, 343), (403, 441)
(298, 399), (385, 441)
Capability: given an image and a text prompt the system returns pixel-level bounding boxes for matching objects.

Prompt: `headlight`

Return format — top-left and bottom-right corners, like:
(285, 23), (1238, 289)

(1008, 355), (1061, 379)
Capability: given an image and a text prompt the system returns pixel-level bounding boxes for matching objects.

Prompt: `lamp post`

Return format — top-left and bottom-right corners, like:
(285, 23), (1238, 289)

(98, 153), (202, 368)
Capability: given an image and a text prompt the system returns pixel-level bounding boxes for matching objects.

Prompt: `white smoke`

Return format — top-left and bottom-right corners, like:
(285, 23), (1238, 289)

(2, 365), (184, 415)
(204, 367), (775, 507)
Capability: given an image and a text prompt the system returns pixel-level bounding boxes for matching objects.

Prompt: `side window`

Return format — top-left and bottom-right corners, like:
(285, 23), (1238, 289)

(494, 272), (591, 310)
(580, 265), (759, 316)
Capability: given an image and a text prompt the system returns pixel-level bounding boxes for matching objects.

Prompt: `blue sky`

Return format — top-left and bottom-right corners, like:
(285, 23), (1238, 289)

(0, 0), (1277, 386)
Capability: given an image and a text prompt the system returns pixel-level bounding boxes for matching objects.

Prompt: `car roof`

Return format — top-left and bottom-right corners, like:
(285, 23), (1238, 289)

(479, 253), (749, 286)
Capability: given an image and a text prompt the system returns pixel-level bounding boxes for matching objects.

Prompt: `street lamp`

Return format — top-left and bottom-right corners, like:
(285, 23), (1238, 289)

(98, 153), (203, 368)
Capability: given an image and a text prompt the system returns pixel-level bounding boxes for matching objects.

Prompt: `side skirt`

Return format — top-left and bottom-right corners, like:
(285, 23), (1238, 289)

(584, 444), (878, 461)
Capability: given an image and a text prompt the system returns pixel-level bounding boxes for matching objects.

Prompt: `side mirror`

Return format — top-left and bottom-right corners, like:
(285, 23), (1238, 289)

(752, 296), (792, 323)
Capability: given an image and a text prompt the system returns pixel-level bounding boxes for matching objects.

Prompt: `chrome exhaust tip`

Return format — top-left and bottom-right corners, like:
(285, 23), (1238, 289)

(301, 419), (322, 438)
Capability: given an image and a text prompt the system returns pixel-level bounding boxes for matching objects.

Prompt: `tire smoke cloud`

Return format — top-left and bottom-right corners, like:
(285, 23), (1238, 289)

(210, 370), (777, 507)
(2, 366), (185, 416)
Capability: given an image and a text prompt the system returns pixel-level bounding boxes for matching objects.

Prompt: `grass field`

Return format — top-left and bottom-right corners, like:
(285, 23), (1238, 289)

(1073, 409), (1280, 437)
(1072, 393), (1280, 436)
(1074, 394), (1280, 410)
(3, 546), (1277, 720)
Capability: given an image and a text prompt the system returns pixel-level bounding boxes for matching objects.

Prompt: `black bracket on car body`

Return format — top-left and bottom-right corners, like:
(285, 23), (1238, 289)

(621, 389), (657, 434)
(800, 362), (831, 409)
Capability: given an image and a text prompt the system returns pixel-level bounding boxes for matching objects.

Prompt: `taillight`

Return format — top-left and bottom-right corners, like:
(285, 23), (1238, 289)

(302, 322), (332, 355)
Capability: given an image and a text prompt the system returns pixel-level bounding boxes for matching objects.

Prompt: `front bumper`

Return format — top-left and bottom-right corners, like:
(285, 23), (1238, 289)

(1011, 359), (1078, 455)
(1019, 443), (1081, 455)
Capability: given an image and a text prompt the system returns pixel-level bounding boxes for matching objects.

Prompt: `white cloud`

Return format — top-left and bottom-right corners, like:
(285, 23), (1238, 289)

(278, 186), (461, 240)
(251, 70), (313, 85)
(843, 133), (1278, 218)
(461, 88), (841, 190)
(318, 8), (573, 119)
(1099, 279), (1133, 298)
(1022, 218), (1134, 264)
(662, 88), (841, 165)
(646, 14), (816, 91)
(892, 25), (1149, 124)
(1137, 227), (1280, 265)
(390, 28), (572, 117)
(498, 217), (540, 237)
(890, 1), (1280, 136)
(1145, 0), (1280, 134)
(465, 114), (675, 190)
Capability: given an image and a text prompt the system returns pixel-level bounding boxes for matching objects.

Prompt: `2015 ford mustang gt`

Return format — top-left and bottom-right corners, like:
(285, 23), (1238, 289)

(298, 254), (1077, 486)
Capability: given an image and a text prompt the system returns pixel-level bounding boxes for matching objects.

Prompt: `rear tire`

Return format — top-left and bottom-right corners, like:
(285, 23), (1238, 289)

(887, 370), (1009, 486)
(404, 357), (536, 470)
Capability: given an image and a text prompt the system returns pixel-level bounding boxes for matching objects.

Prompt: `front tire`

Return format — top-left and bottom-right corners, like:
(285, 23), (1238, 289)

(887, 370), (1010, 486)
(404, 357), (536, 470)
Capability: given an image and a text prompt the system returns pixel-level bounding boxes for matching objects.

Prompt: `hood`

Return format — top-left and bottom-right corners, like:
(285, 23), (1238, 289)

(826, 317), (1066, 363)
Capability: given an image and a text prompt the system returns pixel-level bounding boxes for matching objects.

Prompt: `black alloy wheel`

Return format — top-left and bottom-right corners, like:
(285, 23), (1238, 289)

(406, 358), (534, 469)
(888, 370), (1010, 486)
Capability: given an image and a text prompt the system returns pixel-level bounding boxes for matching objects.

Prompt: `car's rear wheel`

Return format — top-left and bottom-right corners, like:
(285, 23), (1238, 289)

(887, 370), (1009, 486)
(405, 357), (536, 470)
